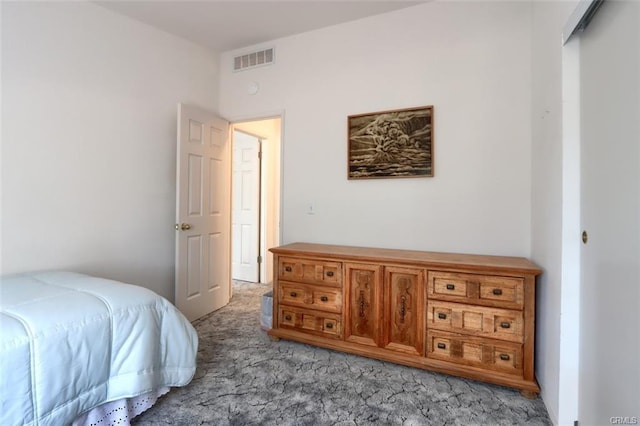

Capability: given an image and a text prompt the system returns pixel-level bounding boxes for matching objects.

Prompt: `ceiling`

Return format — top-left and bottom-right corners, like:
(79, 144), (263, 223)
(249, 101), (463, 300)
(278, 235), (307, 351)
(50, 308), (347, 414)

(95, 1), (424, 52)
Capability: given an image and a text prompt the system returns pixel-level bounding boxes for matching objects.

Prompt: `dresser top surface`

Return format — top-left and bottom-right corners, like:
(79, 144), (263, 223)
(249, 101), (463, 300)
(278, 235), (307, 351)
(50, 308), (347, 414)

(270, 242), (542, 276)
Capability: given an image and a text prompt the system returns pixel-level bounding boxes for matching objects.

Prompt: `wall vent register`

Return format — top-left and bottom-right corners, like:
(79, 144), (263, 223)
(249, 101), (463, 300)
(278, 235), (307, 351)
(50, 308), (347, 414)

(233, 48), (274, 71)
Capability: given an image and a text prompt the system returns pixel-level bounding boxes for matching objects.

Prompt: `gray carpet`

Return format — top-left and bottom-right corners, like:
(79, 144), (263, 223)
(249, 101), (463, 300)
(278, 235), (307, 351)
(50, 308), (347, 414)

(133, 281), (552, 425)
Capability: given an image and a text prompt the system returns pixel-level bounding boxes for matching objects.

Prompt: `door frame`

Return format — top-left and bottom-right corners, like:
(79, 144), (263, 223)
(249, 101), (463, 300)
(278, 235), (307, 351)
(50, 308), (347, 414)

(229, 112), (284, 284)
(558, 36), (581, 426)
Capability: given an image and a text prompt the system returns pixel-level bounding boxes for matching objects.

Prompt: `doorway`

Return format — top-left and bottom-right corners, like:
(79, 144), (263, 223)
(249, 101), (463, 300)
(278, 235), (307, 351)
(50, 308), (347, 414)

(231, 117), (282, 284)
(232, 130), (261, 282)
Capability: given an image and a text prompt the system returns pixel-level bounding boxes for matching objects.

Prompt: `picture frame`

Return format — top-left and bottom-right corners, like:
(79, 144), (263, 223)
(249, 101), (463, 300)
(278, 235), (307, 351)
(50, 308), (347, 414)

(347, 105), (433, 179)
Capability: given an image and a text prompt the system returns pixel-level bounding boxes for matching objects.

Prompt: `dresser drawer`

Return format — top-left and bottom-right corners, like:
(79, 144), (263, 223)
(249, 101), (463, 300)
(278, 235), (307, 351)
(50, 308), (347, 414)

(278, 306), (342, 338)
(426, 301), (523, 343)
(426, 330), (523, 376)
(427, 271), (524, 309)
(279, 257), (342, 286)
(279, 282), (342, 313)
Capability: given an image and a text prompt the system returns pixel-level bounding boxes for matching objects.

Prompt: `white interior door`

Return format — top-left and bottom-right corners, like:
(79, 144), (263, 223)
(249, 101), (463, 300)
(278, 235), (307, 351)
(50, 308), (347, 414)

(232, 130), (260, 283)
(578, 1), (639, 423)
(175, 103), (231, 321)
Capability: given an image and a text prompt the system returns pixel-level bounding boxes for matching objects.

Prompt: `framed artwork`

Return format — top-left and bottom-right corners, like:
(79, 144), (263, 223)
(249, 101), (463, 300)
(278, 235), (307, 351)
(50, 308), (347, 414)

(348, 105), (433, 179)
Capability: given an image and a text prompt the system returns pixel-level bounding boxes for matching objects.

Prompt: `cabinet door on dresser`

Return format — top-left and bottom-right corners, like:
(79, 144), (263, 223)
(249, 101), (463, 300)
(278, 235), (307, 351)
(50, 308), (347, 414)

(344, 263), (383, 347)
(383, 266), (425, 356)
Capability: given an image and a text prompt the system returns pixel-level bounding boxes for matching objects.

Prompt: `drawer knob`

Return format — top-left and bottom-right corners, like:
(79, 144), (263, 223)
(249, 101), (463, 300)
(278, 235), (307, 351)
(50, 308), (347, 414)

(500, 354), (510, 361)
(446, 284), (455, 290)
(437, 343), (446, 349)
(500, 322), (511, 329)
(320, 296), (329, 302)
(285, 266), (292, 272)
(290, 291), (297, 297)
(284, 315), (292, 321)
(493, 289), (503, 296)
(325, 322), (334, 329)
(438, 313), (447, 320)
(326, 271), (335, 277)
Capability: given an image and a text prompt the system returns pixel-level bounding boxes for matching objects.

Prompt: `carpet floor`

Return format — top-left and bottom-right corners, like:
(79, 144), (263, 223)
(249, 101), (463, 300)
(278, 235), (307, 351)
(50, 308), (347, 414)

(133, 281), (552, 425)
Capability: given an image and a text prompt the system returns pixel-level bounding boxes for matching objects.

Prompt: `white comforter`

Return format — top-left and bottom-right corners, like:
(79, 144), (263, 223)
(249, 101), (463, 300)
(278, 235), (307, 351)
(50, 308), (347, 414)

(0, 271), (198, 426)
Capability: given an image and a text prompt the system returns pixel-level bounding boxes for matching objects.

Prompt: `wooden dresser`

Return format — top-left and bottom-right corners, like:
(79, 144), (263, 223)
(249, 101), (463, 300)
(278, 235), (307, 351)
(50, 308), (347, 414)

(268, 242), (542, 397)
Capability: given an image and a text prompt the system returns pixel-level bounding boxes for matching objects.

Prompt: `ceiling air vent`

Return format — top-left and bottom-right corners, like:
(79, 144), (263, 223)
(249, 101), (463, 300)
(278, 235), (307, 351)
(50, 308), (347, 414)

(233, 48), (274, 72)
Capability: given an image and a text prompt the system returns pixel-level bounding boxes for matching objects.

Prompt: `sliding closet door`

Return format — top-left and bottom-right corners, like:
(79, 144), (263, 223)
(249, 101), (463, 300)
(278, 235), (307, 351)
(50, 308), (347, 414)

(579, 1), (639, 424)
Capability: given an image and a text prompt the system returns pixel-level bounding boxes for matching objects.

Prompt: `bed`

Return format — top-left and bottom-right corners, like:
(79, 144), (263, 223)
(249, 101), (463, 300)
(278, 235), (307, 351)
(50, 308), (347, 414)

(0, 271), (198, 426)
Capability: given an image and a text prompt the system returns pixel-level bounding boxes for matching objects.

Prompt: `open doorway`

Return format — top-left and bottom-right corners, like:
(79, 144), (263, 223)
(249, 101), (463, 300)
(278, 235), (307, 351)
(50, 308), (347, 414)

(231, 117), (282, 284)
(232, 130), (261, 282)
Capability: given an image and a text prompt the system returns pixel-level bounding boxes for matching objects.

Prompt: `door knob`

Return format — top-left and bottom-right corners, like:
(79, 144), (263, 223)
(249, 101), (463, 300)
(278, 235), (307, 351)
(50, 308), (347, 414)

(175, 223), (191, 231)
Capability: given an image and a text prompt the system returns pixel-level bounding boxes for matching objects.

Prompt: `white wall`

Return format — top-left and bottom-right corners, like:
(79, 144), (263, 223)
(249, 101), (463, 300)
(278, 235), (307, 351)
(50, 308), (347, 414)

(220, 1), (533, 257)
(1, 2), (219, 302)
(530, 1), (579, 424)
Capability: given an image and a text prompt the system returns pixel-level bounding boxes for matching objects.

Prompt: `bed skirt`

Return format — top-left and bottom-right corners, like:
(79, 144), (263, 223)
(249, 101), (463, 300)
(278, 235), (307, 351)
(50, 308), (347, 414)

(71, 387), (170, 426)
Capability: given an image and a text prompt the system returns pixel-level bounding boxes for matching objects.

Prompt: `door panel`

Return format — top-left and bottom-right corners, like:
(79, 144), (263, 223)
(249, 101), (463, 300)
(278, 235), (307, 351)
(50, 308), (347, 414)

(208, 232), (223, 291)
(176, 103), (231, 321)
(578, 1), (640, 423)
(187, 154), (203, 215)
(383, 266), (425, 356)
(209, 157), (223, 214)
(232, 130), (260, 282)
(186, 235), (202, 298)
(344, 263), (383, 347)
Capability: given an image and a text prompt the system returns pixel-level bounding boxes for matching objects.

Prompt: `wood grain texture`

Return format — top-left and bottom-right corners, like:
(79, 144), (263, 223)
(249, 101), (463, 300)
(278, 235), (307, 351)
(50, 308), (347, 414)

(426, 330), (523, 376)
(268, 243), (541, 394)
(279, 281), (342, 313)
(344, 263), (383, 347)
(427, 271), (524, 310)
(426, 300), (524, 343)
(383, 266), (424, 356)
(271, 243), (542, 275)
